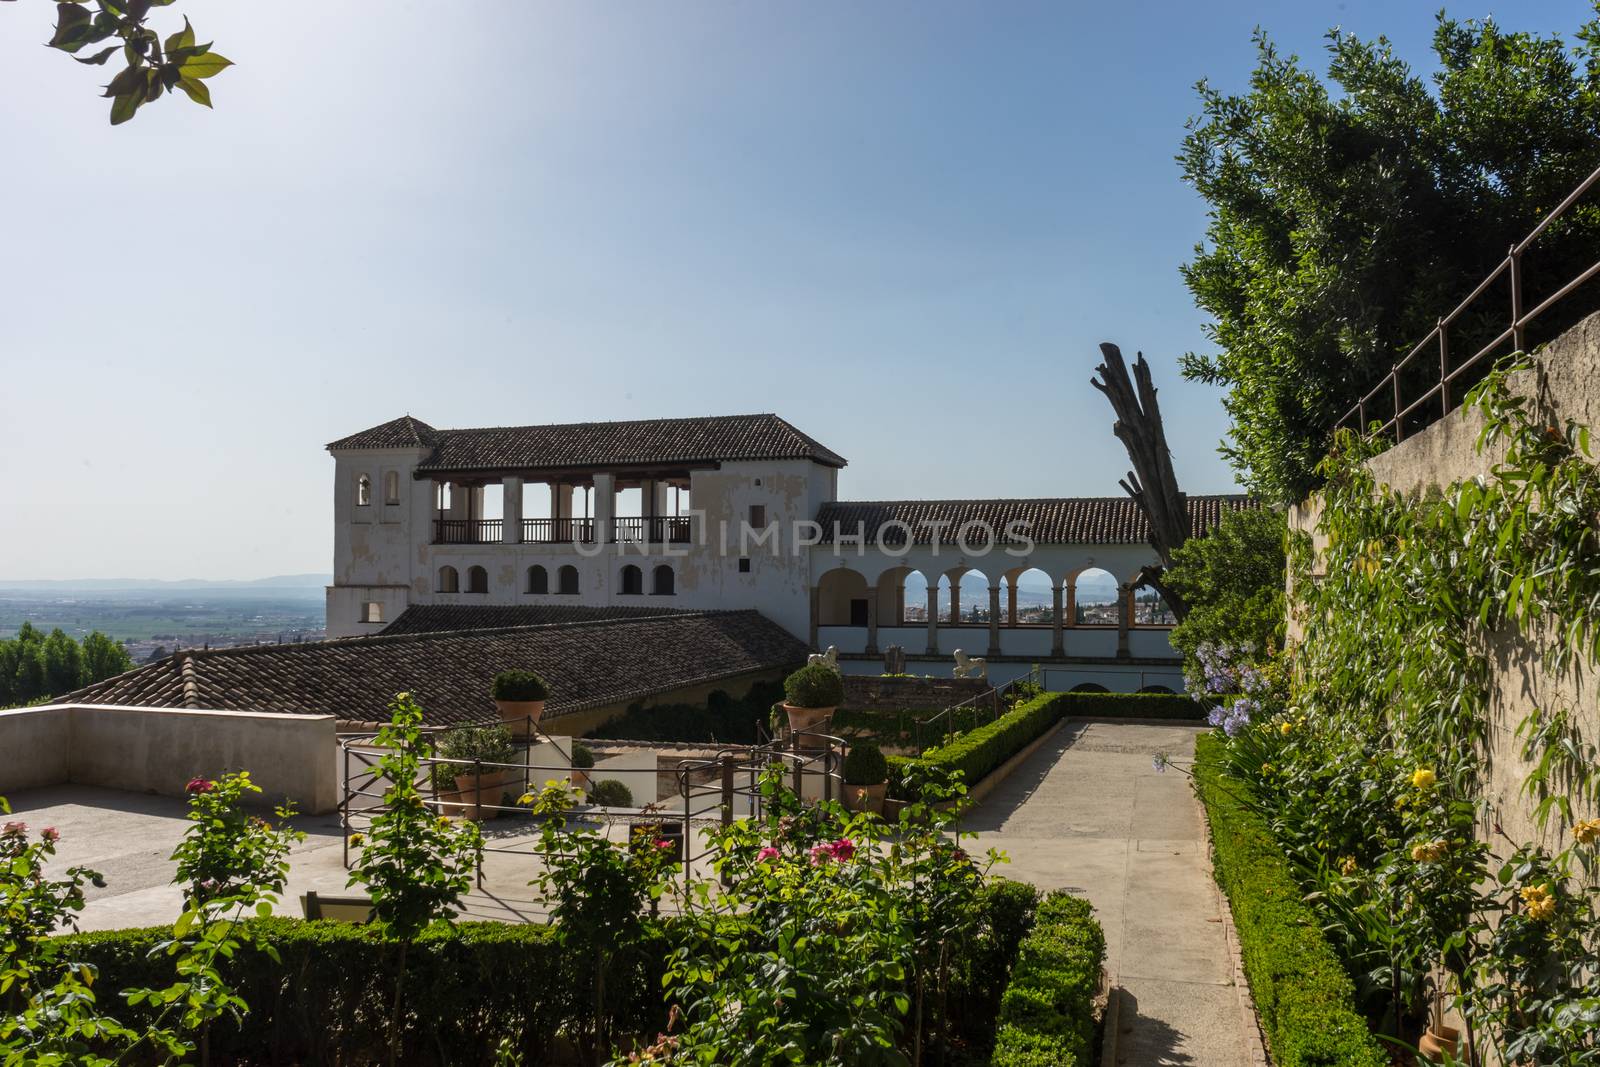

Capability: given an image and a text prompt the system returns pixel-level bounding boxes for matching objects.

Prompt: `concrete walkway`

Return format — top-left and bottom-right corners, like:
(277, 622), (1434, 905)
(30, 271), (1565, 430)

(961, 720), (1257, 1067)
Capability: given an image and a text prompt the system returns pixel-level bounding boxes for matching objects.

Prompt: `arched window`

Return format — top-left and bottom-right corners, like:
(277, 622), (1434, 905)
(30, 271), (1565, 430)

(526, 565), (549, 594)
(558, 565), (579, 595)
(1138, 684), (1175, 694)
(356, 474), (371, 507)
(652, 564), (675, 596)
(383, 471), (400, 505)
(466, 565), (489, 594)
(620, 564), (643, 595)
(437, 565), (459, 593)
(1069, 682), (1109, 693)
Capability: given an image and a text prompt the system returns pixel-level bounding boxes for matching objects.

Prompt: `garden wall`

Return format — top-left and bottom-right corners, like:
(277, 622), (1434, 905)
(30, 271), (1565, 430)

(841, 675), (989, 712)
(1289, 309), (1600, 849)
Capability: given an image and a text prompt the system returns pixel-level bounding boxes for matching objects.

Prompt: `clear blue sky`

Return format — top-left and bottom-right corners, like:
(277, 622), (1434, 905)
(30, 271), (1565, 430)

(2, 0), (1591, 579)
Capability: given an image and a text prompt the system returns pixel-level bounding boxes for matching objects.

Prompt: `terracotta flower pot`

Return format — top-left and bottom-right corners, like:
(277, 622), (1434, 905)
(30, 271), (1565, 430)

(842, 782), (887, 814)
(1419, 1024), (1460, 1063)
(494, 699), (546, 734)
(783, 703), (835, 749)
(441, 769), (513, 821)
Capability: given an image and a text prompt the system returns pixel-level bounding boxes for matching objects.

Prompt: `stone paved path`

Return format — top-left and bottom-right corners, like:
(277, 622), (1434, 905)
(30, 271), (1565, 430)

(961, 720), (1257, 1067)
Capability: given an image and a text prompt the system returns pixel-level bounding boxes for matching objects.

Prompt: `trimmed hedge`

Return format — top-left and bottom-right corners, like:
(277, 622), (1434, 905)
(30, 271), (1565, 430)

(1052, 691), (1204, 720)
(989, 891), (1106, 1067)
(889, 693), (1067, 798)
(55, 918), (668, 1065)
(1193, 735), (1389, 1067)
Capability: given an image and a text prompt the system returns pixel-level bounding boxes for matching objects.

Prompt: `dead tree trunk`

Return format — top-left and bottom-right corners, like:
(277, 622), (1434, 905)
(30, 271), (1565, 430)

(1090, 342), (1190, 621)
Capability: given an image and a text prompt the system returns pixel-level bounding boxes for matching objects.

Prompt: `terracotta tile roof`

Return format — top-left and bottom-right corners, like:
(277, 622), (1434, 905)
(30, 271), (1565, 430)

(379, 604), (681, 635)
(813, 494), (1258, 546)
(61, 612), (805, 727)
(326, 415), (438, 451)
(328, 413), (846, 472)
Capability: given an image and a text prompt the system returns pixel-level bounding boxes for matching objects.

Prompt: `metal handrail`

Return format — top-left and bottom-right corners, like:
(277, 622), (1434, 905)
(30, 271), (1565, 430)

(1335, 161), (1600, 443)
(914, 665), (1042, 751)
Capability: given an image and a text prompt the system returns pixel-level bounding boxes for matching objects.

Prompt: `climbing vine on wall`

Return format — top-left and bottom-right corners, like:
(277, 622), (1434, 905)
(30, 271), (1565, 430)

(1217, 356), (1600, 1060)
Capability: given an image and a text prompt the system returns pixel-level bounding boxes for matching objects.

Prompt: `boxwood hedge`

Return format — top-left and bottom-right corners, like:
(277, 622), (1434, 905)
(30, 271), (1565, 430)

(888, 693), (1067, 798)
(989, 890), (1106, 1067)
(1194, 734), (1389, 1067)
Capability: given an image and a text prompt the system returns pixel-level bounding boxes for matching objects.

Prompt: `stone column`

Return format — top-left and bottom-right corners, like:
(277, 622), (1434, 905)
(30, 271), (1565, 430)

(594, 473), (616, 543)
(925, 585), (940, 654)
(1116, 582), (1132, 659)
(502, 476), (522, 544)
(1051, 584), (1065, 656)
(865, 585), (879, 655)
(987, 584), (1002, 657)
(949, 579), (961, 626)
(1007, 581), (1018, 625)
(1065, 581), (1077, 628)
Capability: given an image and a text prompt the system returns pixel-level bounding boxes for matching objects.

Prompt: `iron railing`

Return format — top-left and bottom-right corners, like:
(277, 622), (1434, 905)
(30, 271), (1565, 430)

(611, 516), (694, 544)
(1337, 162), (1600, 443)
(432, 518), (502, 544)
(913, 665), (1041, 751)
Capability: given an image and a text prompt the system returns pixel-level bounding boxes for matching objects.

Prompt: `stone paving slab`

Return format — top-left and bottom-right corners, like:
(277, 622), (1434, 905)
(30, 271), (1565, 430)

(959, 720), (1256, 1067)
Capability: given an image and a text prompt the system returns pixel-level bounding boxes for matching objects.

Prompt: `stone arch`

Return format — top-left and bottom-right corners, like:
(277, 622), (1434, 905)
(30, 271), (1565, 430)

(874, 565), (924, 625)
(1070, 682), (1110, 693)
(1001, 565), (1055, 626)
(652, 564), (675, 596)
(466, 565), (489, 594)
(526, 565), (549, 595)
(620, 564), (643, 595)
(817, 567), (870, 626)
(558, 565), (579, 595)
(437, 565), (459, 593)
(1138, 684), (1175, 694)
(942, 566), (990, 624)
(1065, 565), (1119, 626)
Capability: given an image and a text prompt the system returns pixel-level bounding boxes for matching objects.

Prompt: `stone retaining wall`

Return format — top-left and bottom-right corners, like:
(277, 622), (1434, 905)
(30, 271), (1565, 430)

(841, 675), (988, 712)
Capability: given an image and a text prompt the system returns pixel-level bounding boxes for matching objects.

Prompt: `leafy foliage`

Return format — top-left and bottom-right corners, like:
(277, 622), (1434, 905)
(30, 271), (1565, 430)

(33, 1), (233, 125)
(434, 723), (518, 790)
(1165, 506), (1287, 673)
(585, 681), (782, 745)
(1182, 12), (1600, 501)
(886, 693), (1066, 800)
(0, 622), (133, 708)
(586, 779), (633, 808)
(783, 662), (845, 709)
(842, 741), (889, 786)
(490, 669), (549, 702)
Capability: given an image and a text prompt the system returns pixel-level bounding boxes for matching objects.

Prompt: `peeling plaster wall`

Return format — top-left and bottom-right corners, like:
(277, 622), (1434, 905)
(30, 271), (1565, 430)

(1289, 311), (1600, 849)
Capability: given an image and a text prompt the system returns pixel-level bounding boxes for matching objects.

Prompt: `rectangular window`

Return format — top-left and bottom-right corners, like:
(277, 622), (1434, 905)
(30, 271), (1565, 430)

(361, 602), (384, 624)
(748, 504), (766, 529)
(738, 557), (751, 573)
(383, 471), (400, 505)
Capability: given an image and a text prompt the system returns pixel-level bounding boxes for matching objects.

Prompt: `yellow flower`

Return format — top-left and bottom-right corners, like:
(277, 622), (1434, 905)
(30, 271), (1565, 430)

(438, 816), (452, 826)
(1411, 768), (1437, 790)
(349, 833), (365, 848)
(518, 793), (536, 806)
(1519, 883), (1556, 921)
(1410, 840), (1448, 863)
(1339, 856), (1359, 876)
(1279, 721), (1293, 737)
(1573, 818), (1600, 846)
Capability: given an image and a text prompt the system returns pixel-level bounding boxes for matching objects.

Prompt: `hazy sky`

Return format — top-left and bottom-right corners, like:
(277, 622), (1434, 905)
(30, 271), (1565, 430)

(3, 0), (1590, 580)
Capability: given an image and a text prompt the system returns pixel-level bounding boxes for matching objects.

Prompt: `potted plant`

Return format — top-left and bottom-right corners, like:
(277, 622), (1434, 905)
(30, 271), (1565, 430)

(436, 724), (519, 820)
(841, 741), (889, 815)
(782, 662), (844, 749)
(492, 669), (549, 729)
(569, 741), (595, 791)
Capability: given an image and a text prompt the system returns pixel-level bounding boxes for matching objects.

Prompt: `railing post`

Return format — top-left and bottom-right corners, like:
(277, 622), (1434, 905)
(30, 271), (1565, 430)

(1392, 370), (1403, 444)
(1509, 244), (1526, 352)
(792, 733), (803, 798)
(720, 754), (735, 829)
(1438, 320), (1450, 416)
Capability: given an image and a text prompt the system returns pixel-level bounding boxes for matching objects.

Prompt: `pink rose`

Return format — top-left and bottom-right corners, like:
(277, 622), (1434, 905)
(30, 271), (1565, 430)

(756, 846), (780, 862)
(41, 827), (60, 844)
(2, 821), (27, 838)
(808, 843), (832, 865)
(185, 777), (215, 794)
(829, 838), (855, 862)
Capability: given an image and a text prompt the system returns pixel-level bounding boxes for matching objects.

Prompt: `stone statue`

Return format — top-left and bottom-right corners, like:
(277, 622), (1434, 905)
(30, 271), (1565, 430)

(883, 644), (906, 675)
(952, 649), (987, 680)
(808, 645), (839, 670)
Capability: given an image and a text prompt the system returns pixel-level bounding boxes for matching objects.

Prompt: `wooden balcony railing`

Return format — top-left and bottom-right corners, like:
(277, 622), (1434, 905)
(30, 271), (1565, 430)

(611, 516), (694, 543)
(521, 518), (596, 544)
(433, 518), (502, 544)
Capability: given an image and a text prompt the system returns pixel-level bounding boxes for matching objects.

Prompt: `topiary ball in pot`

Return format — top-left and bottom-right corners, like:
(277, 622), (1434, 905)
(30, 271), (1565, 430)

(568, 741), (595, 790)
(491, 669), (549, 729)
(782, 662), (844, 748)
(841, 741), (889, 815)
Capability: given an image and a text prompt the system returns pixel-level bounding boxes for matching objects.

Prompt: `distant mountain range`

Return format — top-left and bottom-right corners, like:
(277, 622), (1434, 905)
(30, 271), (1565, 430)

(0, 575), (332, 592)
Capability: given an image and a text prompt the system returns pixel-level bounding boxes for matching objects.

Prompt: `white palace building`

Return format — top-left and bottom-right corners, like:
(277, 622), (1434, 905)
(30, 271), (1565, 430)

(326, 413), (1252, 691)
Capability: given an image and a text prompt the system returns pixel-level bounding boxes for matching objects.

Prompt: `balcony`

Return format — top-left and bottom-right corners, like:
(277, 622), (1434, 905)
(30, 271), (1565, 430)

(522, 518), (596, 543)
(433, 518), (502, 544)
(431, 516), (692, 545)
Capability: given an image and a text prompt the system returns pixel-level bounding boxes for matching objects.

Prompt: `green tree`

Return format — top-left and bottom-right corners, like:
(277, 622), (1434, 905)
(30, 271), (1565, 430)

(41, 629), (84, 696)
(1165, 506), (1286, 669)
(0, 626), (136, 707)
(12, 0), (232, 125)
(1181, 11), (1600, 503)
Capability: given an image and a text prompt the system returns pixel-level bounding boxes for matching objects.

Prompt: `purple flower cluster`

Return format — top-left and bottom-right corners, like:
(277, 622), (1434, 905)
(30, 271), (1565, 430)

(1187, 642), (1268, 702)
(1207, 696), (1259, 736)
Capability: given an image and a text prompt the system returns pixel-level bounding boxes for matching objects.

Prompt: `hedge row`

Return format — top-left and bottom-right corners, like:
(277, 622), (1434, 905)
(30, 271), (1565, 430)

(1052, 691), (1204, 720)
(1193, 734), (1389, 1067)
(888, 693), (1067, 798)
(52, 881), (1044, 1066)
(989, 891), (1106, 1067)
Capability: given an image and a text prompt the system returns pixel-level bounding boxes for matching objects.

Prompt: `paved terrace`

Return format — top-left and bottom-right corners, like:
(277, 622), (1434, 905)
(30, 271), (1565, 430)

(16, 720), (1255, 1065)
